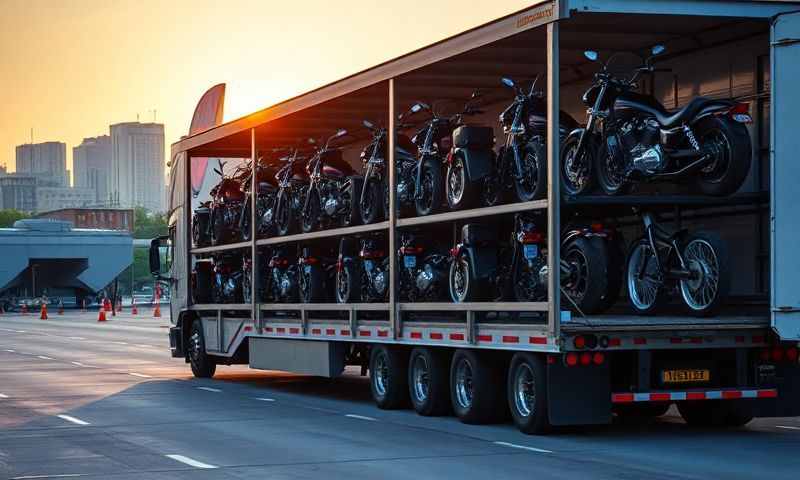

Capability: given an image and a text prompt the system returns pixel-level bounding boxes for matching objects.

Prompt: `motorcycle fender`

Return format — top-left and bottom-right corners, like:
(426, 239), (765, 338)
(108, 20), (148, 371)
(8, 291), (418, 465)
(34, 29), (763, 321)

(453, 147), (492, 182)
(690, 100), (735, 125)
(464, 247), (497, 282)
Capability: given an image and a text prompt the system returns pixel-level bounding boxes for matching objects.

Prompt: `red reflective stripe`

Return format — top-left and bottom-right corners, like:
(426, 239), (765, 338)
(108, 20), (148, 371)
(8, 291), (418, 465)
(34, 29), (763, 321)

(477, 334), (492, 342)
(670, 337), (682, 344)
(758, 389), (778, 398)
(377, 330), (389, 338)
(311, 328), (322, 335)
(608, 338), (621, 347)
(359, 330), (371, 337)
(690, 337), (703, 344)
(289, 327), (300, 334)
(326, 328), (336, 335)
(243, 326), (253, 332)
(723, 391), (743, 399)
(752, 335), (765, 343)
(650, 393), (671, 402)
(686, 392), (706, 400)
(340, 329), (351, 336)
(430, 332), (443, 340)
(735, 336), (745, 343)
(265, 327), (274, 333)
(410, 331), (422, 339)
(502, 335), (519, 344)
(449, 333), (465, 341)
(612, 393), (635, 403)
(529, 336), (547, 345)
(634, 337), (647, 345)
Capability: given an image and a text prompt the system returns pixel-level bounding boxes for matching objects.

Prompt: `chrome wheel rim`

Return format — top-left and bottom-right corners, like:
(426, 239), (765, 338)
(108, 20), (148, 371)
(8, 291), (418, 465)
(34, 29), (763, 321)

(412, 354), (430, 403)
(564, 145), (589, 193)
(454, 358), (474, 409)
(514, 363), (536, 418)
(337, 267), (350, 303)
(564, 246), (590, 301)
(519, 151), (539, 198)
(680, 239), (720, 311)
(448, 161), (465, 204)
(419, 168), (434, 212)
(373, 351), (389, 397)
(451, 258), (469, 302)
(189, 331), (202, 363)
(627, 243), (660, 310)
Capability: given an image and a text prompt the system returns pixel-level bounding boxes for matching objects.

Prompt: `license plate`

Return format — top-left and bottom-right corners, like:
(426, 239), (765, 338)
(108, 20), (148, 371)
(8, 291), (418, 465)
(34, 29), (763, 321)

(662, 369), (710, 384)
(404, 256), (416, 268)
(524, 244), (539, 259)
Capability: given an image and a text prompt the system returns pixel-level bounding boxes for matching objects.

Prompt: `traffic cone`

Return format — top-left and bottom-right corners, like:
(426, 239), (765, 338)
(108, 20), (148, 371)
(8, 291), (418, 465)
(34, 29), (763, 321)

(98, 309), (106, 322)
(104, 298), (111, 312)
(40, 303), (48, 320)
(153, 303), (161, 318)
(131, 298), (138, 315)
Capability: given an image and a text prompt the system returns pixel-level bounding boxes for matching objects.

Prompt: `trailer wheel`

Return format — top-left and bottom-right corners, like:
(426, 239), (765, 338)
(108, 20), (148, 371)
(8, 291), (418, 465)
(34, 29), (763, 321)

(678, 401), (753, 428)
(450, 349), (506, 424)
(369, 345), (408, 409)
(507, 353), (550, 434)
(408, 347), (451, 416)
(188, 320), (216, 378)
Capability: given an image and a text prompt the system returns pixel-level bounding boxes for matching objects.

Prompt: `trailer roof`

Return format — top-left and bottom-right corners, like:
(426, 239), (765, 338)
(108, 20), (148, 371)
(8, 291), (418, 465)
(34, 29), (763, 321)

(172, 0), (800, 159)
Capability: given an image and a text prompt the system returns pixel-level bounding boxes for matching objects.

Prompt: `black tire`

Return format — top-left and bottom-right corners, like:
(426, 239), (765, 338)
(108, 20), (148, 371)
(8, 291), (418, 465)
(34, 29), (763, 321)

(514, 140), (547, 203)
(449, 253), (485, 302)
(626, 238), (668, 315)
(370, 345), (409, 409)
(188, 320), (216, 378)
(301, 189), (320, 233)
(360, 177), (386, 224)
(299, 264), (325, 303)
(450, 349), (506, 424)
(210, 208), (226, 246)
(560, 131), (595, 196)
(242, 260), (253, 304)
(335, 260), (360, 304)
(193, 262), (214, 304)
(513, 251), (547, 302)
(678, 231), (730, 317)
(678, 401), (753, 428)
(596, 235), (625, 313)
(408, 347), (451, 416)
(507, 353), (550, 434)
(562, 236), (607, 315)
(275, 190), (295, 237)
(446, 155), (478, 211)
(192, 211), (210, 247)
(481, 150), (505, 207)
(693, 116), (752, 197)
(415, 157), (444, 217)
(595, 139), (632, 196)
(240, 201), (253, 242)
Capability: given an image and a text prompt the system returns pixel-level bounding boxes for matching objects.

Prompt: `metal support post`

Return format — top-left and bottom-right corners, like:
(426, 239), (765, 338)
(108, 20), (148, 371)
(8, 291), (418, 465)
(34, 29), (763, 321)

(251, 129), (260, 331)
(546, 21), (561, 339)
(388, 79), (399, 339)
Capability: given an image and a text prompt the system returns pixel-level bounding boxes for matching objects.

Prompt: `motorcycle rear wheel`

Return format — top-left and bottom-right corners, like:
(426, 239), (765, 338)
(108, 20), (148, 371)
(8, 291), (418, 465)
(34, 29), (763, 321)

(514, 140), (547, 202)
(679, 232), (729, 317)
(275, 191), (295, 237)
(512, 253), (546, 302)
(446, 155), (477, 211)
(693, 117), (752, 197)
(360, 178), (386, 224)
(562, 237), (607, 314)
(415, 158), (444, 217)
(626, 239), (668, 315)
(335, 261), (360, 304)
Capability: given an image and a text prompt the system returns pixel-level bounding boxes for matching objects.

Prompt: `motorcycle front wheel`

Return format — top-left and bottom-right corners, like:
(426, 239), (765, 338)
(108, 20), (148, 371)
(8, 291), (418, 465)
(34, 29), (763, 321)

(562, 237), (607, 314)
(449, 254), (484, 302)
(446, 155), (477, 211)
(626, 239), (667, 315)
(560, 133), (595, 196)
(693, 116), (752, 197)
(210, 208), (227, 246)
(679, 232), (729, 317)
(596, 140), (631, 196)
(301, 190), (320, 233)
(300, 265), (326, 303)
(512, 253), (547, 302)
(275, 191), (295, 237)
(360, 177), (386, 225)
(335, 261), (360, 304)
(415, 158), (444, 217)
(514, 140), (547, 202)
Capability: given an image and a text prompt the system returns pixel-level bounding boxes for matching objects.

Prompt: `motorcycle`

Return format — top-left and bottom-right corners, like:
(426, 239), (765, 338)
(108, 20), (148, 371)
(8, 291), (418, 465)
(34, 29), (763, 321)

(266, 246), (300, 303)
(561, 44), (752, 196)
(208, 159), (248, 245)
(301, 129), (360, 233)
(239, 154), (282, 241)
(273, 149), (310, 236)
(211, 254), (244, 304)
(336, 236), (390, 303)
(192, 201), (212, 247)
(358, 119), (417, 224)
(484, 76), (579, 206)
(298, 246), (336, 303)
(242, 248), (270, 303)
(626, 210), (729, 316)
(397, 232), (449, 302)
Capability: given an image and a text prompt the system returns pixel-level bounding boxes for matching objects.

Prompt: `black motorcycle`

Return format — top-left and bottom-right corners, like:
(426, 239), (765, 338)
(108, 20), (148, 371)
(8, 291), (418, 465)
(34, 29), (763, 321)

(208, 160), (248, 245)
(208, 254), (244, 304)
(239, 154), (283, 241)
(336, 236), (390, 303)
(358, 120), (418, 224)
(626, 210), (728, 316)
(273, 149), (310, 236)
(561, 45), (752, 196)
(266, 247), (300, 303)
(301, 129), (360, 233)
(443, 91), (492, 211)
(484, 76), (578, 206)
(242, 248), (270, 303)
(192, 201), (212, 247)
(397, 232), (449, 302)
(298, 246), (335, 303)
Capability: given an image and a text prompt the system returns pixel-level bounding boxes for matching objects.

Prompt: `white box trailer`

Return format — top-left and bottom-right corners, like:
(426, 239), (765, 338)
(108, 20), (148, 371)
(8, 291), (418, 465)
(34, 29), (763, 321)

(155, 0), (800, 433)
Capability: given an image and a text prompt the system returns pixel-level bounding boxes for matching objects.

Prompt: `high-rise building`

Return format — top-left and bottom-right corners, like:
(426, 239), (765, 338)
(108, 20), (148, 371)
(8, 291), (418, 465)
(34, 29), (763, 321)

(110, 122), (165, 212)
(0, 174), (37, 212)
(73, 135), (111, 205)
(15, 142), (68, 187)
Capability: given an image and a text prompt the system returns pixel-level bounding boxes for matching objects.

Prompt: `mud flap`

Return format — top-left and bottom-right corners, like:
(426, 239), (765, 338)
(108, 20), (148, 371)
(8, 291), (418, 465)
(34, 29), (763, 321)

(547, 359), (612, 426)
(751, 363), (800, 418)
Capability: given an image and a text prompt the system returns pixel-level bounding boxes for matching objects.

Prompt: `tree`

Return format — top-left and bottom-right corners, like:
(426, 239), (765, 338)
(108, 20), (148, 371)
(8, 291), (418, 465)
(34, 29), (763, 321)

(0, 209), (29, 228)
(133, 206), (167, 239)
(117, 207), (169, 294)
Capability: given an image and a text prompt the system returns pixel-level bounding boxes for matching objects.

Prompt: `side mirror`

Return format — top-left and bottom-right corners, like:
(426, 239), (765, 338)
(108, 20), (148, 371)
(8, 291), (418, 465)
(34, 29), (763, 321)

(336, 128), (348, 138)
(410, 103), (423, 113)
(501, 77), (515, 88)
(652, 45), (665, 56)
(149, 236), (170, 278)
(362, 119), (374, 130)
(584, 50), (599, 61)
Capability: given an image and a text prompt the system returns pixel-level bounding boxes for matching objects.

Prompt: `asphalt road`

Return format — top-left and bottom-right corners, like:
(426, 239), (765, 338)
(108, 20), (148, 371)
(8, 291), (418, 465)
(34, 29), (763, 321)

(1, 309), (799, 479)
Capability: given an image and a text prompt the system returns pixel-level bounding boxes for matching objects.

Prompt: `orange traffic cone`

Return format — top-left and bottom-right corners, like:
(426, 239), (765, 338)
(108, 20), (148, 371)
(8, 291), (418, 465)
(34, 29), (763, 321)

(104, 298), (111, 312)
(153, 303), (161, 318)
(131, 299), (138, 315)
(98, 309), (106, 322)
(40, 304), (48, 320)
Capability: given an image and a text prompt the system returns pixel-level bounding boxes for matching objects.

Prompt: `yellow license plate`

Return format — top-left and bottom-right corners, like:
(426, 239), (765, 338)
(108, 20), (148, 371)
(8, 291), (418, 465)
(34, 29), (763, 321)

(662, 369), (710, 384)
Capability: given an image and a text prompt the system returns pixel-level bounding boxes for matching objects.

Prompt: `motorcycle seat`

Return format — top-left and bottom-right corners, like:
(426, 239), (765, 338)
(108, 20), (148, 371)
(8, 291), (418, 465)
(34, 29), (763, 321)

(654, 97), (731, 129)
(322, 165), (346, 178)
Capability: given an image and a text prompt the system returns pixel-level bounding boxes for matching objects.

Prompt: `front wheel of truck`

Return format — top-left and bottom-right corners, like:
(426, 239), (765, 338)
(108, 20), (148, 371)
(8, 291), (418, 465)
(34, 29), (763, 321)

(189, 320), (216, 378)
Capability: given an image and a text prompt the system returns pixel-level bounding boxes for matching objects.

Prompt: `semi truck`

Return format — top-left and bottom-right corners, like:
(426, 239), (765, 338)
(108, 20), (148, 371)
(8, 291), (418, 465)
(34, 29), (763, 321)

(151, 0), (800, 434)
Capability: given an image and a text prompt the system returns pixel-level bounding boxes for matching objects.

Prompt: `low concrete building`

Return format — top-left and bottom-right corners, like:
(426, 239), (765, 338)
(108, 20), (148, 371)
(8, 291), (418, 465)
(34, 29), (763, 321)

(0, 174), (37, 212)
(35, 187), (95, 213)
(35, 208), (134, 232)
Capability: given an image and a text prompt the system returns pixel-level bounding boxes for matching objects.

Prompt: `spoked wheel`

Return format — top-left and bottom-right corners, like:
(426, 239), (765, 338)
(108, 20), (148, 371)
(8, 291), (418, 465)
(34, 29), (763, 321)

(513, 254), (547, 302)
(694, 117), (752, 196)
(189, 320), (216, 378)
(301, 190), (320, 233)
(242, 260), (253, 304)
(596, 140), (631, 196)
(507, 353), (549, 434)
(335, 261), (360, 304)
(210, 208), (226, 245)
(679, 233), (729, 317)
(562, 237), (607, 314)
(560, 134), (594, 196)
(408, 348), (450, 416)
(446, 155), (476, 211)
(360, 178), (385, 224)
(299, 265), (325, 303)
(449, 254), (483, 302)
(626, 239), (666, 315)
(450, 349), (506, 424)
(514, 141), (547, 202)
(275, 191), (295, 236)
(415, 158), (443, 217)
(370, 345), (409, 409)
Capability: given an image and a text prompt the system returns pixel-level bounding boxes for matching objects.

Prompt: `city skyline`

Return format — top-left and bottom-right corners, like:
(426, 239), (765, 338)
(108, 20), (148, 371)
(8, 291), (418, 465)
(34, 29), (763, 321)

(0, 0), (530, 177)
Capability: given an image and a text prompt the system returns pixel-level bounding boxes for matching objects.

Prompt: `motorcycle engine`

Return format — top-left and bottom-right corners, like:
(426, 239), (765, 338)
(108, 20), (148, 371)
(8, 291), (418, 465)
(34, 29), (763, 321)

(278, 272), (294, 298)
(622, 118), (665, 174)
(415, 264), (440, 294)
(396, 180), (410, 204)
(323, 194), (340, 216)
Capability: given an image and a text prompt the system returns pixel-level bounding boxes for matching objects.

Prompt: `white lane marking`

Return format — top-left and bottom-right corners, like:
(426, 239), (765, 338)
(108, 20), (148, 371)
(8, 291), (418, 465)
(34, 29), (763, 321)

(0, 393), (8, 398)
(71, 361), (85, 366)
(165, 454), (218, 469)
(68, 337), (85, 340)
(57, 414), (90, 426)
(494, 441), (553, 454)
(4, 349), (15, 352)
(37, 356), (54, 360)
(112, 341), (128, 345)
(15, 330), (26, 333)
(304, 406), (339, 414)
(344, 414), (377, 421)
(11, 474), (86, 479)
(196, 386), (221, 393)
(128, 373), (152, 378)
(776, 425), (800, 430)
(254, 397), (275, 402)
(136, 344), (153, 348)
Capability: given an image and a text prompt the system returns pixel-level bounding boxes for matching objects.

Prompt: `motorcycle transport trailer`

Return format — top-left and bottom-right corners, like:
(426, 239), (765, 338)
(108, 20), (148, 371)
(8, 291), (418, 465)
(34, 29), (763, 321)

(152, 0), (800, 433)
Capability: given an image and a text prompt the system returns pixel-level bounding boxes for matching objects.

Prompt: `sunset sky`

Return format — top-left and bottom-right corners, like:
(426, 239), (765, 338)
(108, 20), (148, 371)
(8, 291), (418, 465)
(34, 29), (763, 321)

(0, 0), (531, 182)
